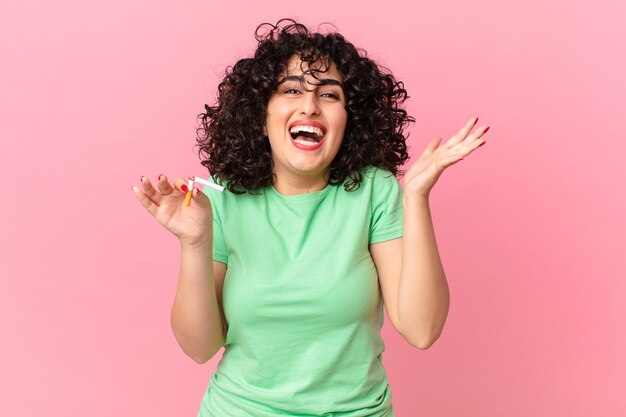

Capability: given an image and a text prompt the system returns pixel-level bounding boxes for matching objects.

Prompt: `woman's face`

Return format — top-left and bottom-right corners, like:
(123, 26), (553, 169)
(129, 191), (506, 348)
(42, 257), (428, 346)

(264, 55), (348, 185)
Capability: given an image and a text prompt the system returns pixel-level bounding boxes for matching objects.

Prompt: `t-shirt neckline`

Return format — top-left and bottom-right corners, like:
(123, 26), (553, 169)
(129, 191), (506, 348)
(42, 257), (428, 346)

(268, 183), (334, 203)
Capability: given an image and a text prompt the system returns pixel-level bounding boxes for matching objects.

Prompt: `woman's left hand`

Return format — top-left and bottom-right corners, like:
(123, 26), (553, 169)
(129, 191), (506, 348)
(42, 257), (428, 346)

(403, 117), (490, 199)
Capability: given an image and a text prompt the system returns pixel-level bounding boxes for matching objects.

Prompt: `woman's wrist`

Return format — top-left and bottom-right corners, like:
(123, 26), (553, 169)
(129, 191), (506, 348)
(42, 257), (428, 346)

(179, 235), (213, 251)
(403, 192), (430, 208)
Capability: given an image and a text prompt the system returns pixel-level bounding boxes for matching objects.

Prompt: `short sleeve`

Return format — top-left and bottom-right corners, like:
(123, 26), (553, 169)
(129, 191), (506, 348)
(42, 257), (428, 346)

(368, 168), (404, 245)
(211, 210), (228, 264)
(202, 180), (228, 264)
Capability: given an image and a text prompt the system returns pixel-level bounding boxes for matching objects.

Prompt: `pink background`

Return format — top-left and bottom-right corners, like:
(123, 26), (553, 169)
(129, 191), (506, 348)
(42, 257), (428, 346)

(1, 0), (625, 415)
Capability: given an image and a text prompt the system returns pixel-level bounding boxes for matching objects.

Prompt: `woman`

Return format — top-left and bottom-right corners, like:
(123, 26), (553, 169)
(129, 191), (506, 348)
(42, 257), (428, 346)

(132, 19), (489, 417)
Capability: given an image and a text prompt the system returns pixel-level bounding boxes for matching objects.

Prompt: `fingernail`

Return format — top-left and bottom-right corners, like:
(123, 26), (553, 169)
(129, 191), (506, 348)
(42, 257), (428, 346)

(158, 174), (164, 181)
(181, 184), (188, 192)
(131, 186), (137, 192)
(474, 117), (479, 124)
(140, 176), (145, 182)
(479, 141), (486, 147)
(483, 126), (490, 134)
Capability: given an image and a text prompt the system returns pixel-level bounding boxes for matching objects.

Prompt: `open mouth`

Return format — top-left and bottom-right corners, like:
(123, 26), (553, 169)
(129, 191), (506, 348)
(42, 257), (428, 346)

(289, 125), (325, 148)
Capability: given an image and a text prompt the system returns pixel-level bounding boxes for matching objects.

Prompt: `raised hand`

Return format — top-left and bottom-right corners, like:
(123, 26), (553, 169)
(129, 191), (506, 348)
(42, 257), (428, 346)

(131, 174), (214, 246)
(403, 117), (490, 198)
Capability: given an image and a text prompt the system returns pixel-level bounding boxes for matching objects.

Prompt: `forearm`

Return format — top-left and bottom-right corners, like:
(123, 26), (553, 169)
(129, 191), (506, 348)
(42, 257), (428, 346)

(171, 239), (224, 363)
(398, 194), (450, 348)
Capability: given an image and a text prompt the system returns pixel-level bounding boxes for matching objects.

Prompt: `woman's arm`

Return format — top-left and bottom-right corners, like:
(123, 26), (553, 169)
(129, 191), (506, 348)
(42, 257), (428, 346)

(132, 174), (226, 364)
(171, 242), (227, 364)
(399, 195), (450, 348)
(370, 196), (450, 350)
(370, 198), (450, 349)
(372, 117), (489, 349)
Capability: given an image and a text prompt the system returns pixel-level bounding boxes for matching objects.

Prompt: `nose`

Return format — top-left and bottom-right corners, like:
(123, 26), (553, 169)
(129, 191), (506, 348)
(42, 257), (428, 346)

(299, 91), (320, 116)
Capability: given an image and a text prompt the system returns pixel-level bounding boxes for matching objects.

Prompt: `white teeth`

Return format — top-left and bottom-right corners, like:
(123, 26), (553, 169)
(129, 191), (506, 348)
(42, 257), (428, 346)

(289, 125), (324, 137)
(293, 139), (320, 147)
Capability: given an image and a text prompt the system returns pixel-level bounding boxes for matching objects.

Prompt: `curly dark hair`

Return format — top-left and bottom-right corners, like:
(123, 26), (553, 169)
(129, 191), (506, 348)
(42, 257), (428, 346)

(196, 18), (414, 194)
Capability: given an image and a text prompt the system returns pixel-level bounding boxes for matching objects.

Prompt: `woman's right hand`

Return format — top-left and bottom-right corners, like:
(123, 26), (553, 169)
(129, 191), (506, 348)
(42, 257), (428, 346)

(132, 174), (213, 246)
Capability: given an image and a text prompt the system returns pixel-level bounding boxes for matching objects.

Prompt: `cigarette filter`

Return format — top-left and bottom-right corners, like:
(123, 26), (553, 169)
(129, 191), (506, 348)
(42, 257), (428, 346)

(184, 179), (194, 206)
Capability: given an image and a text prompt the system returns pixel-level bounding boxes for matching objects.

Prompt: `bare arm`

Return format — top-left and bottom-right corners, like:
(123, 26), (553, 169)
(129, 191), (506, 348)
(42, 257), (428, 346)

(171, 242), (227, 364)
(370, 199), (450, 350)
(372, 117), (488, 348)
(369, 176), (449, 349)
(132, 174), (227, 364)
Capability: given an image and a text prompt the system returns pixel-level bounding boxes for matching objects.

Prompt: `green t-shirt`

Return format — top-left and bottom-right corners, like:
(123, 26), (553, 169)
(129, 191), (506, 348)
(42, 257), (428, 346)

(198, 166), (404, 417)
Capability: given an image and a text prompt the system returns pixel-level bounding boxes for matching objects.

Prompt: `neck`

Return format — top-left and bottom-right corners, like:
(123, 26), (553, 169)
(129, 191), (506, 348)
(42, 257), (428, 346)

(272, 169), (330, 196)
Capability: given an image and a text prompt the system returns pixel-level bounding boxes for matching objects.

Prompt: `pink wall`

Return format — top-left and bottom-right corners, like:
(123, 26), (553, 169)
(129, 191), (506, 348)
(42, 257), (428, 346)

(2, 0), (625, 415)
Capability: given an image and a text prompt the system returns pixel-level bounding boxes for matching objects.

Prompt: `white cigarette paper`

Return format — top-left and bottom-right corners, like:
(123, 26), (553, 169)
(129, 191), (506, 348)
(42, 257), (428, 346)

(193, 176), (225, 192)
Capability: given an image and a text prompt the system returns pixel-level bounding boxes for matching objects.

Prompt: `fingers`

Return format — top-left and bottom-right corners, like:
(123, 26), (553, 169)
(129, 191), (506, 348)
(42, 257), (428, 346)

(447, 118), (490, 153)
(172, 177), (211, 208)
(456, 124), (488, 152)
(136, 174), (187, 208)
(156, 174), (175, 195)
(446, 153), (465, 166)
(139, 176), (164, 205)
(191, 186), (213, 209)
(450, 117), (488, 145)
(446, 127), (488, 163)
(423, 136), (443, 156)
(131, 185), (159, 217)
(467, 134), (487, 152)
(172, 177), (190, 192)
(446, 117), (479, 147)
(467, 124), (489, 144)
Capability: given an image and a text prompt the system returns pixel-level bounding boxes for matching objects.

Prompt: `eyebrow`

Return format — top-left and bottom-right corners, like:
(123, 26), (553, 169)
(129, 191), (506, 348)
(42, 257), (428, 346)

(278, 75), (343, 87)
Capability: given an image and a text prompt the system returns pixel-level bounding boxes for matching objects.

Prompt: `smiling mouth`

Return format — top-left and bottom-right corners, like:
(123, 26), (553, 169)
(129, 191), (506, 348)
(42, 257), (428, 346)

(289, 125), (325, 144)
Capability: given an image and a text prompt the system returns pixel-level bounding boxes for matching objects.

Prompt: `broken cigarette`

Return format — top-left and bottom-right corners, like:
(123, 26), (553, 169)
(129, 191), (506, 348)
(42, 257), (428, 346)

(183, 176), (224, 207)
(193, 176), (225, 192)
